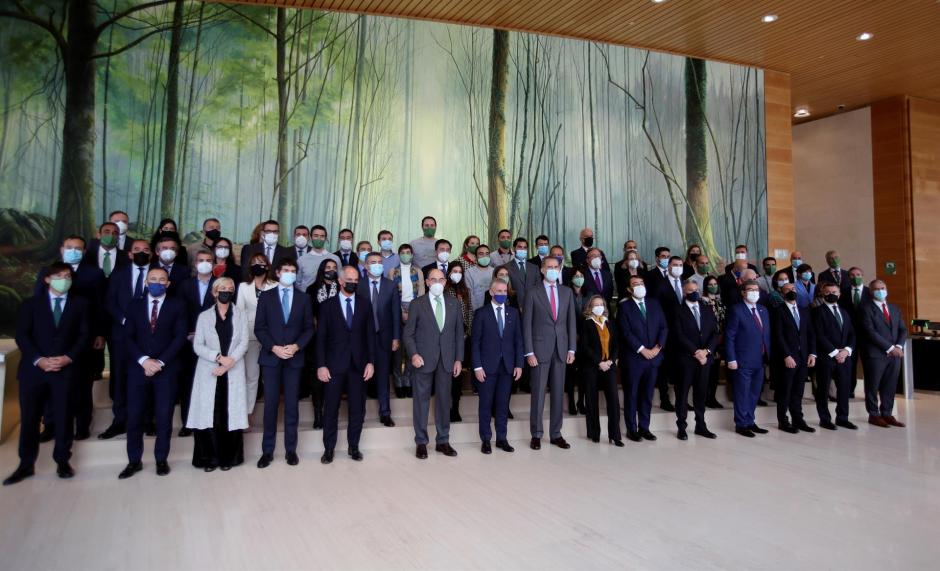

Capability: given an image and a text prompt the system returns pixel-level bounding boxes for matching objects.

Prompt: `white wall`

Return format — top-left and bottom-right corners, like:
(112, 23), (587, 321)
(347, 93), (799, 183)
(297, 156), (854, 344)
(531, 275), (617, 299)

(792, 107), (876, 276)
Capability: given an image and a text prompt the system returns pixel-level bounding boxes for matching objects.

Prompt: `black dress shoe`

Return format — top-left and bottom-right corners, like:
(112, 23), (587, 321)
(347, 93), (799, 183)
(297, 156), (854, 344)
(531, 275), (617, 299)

(144, 422), (157, 437)
(98, 424), (126, 440)
(757, 399), (769, 407)
(286, 452), (300, 466)
(626, 431), (642, 442)
(609, 438), (624, 447)
(220, 465), (232, 471)
(118, 462), (143, 479)
(705, 399), (724, 409)
(778, 423), (799, 434)
(550, 437), (571, 449)
(660, 401), (676, 412)
(74, 429), (91, 441)
(39, 425), (54, 443)
(530, 438), (541, 450)
(178, 428), (193, 437)
(735, 427), (755, 438)
(694, 427), (718, 439)
(677, 429), (688, 441)
(450, 409), (462, 423)
(435, 443), (458, 457)
(380, 415), (396, 427)
(416, 444), (428, 459)
(495, 440), (515, 452)
(57, 462), (75, 479)
(794, 421), (816, 433)
(638, 429), (657, 441)
(394, 386), (404, 399)
(481, 441), (492, 454)
(321, 449), (334, 464)
(836, 420), (858, 430)
(819, 420), (837, 431)
(3, 465), (35, 486)
(348, 448), (363, 462)
(257, 453), (273, 468)
(567, 398), (577, 415)
(204, 464), (218, 473)
(589, 436), (600, 443)
(749, 424), (769, 434)
(577, 402), (587, 415)
(156, 461), (171, 476)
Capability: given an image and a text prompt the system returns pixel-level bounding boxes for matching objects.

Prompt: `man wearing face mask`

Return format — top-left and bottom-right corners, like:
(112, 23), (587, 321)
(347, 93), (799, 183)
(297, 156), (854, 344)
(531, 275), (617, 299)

(403, 268), (464, 459)
(757, 257), (777, 293)
(334, 228), (357, 267)
(688, 253), (713, 291)
(465, 244), (495, 310)
(240, 220), (291, 281)
(840, 266), (870, 396)
(377, 230), (399, 276)
(498, 237), (540, 311)
(361, 252), (401, 427)
(818, 250), (850, 289)
(811, 283), (856, 430)
(859, 280), (907, 428)
(118, 267), (187, 479)
(725, 280), (772, 437)
(523, 257), (577, 450)
(389, 244), (424, 398)
(490, 228), (515, 267)
(723, 244), (759, 275)
(571, 227), (606, 270)
(89, 209), (130, 252)
(296, 224), (340, 291)
(152, 236), (188, 296)
(355, 241), (373, 280)
(421, 239), (453, 280)
(581, 247), (614, 303)
(770, 282), (817, 434)
(178, 251), (218, 436)
(254, 259), (314, 468)
(782, 251), (813, 285)
(645, 246), (672, 295)
(85, 221), (127, 278)
(316, 266), (376, 463)
(671, 280), (719, 440)
(528, 235), (551, 266)
(289, 225), (312, 262)
(409, 215), (439, 269)
(186, 218), (222, 269)
(655, 256), (688, 412)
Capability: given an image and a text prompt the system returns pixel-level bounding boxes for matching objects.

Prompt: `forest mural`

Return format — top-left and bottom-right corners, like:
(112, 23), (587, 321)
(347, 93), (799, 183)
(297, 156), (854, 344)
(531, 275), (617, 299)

(0, 0), (766, 332)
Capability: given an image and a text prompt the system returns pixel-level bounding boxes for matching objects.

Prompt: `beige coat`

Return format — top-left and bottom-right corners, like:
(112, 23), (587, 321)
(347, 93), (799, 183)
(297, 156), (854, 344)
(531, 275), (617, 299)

(186, 305), (250, 431)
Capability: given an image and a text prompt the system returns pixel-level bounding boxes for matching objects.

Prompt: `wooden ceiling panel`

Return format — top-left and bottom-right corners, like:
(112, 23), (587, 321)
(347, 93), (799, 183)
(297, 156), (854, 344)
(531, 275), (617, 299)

(219, 0), (940, 122)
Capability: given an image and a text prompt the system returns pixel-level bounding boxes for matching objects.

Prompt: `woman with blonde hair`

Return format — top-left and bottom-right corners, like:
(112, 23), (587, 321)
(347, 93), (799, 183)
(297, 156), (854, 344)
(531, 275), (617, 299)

(578, 295), (623, 446)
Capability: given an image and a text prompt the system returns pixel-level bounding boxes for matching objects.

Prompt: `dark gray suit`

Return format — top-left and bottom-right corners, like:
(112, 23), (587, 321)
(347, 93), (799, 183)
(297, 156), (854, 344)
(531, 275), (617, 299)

(499, 259), (541, 310)
(523, 281), (577, 439)
(859, 301), (907, 417)
(403, 292), (465, 445)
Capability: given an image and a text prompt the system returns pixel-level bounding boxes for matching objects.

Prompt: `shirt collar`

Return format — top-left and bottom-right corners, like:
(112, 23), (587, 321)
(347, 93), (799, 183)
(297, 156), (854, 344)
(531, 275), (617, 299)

(49, 290), (68, 302)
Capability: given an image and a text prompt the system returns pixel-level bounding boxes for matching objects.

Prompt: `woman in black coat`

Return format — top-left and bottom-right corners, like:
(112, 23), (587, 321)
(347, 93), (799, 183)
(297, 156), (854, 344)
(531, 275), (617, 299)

(578, 295), (623, 446)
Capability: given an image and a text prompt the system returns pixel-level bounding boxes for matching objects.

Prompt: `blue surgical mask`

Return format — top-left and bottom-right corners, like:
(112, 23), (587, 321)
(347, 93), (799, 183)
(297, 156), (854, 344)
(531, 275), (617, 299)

(537, 245), (549, 256)
(62, 248), (83, 265)
(380, 239), (393, 251)
(147, 283), (167, 297)
(791, 258), (803, 267)
(279, 272), (297, 287)
(514, 249), (528, 260)
(545, 269), (560, 283)
(368, 263), (384, 277)
(493, 294), (508, 305)
(873, 289), (888, 301)
(801, 271), (813, 282)
(358, 251), (370, 262)
(657, 258), (669, 269)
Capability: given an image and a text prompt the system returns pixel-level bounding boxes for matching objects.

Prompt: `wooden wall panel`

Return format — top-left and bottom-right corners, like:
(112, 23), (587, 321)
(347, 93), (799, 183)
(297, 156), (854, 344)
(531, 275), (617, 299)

(909, 98), (940, 320)
(764, 70), (795, 255)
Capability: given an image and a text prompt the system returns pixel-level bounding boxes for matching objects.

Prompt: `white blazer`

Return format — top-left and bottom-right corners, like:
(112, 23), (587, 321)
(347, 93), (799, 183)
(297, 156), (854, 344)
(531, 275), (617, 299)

(236, 280), (278, 341)
(187, 305), (250, 431)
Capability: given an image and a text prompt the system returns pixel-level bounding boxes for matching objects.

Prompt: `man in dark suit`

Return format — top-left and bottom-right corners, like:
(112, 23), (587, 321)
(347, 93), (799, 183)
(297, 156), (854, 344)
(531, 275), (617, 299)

(152, 235), (188, 295)
(315, 266), (376, 464)
(100, 239), (153, 440)
(403, 268), (464, 459)
(333, 228), (357, 267)
(723, 244), (760, 275)
(618, 275), (668, 442)
(84, 221), (127, 278)
(118, 267), (187, 479)
(570, 227), (607, 270)
(817, 250), (851, 289)
(644, 246), (672, 294)
(770, 283), (817, 433)
(498, 237), (541, 310)
(177, 250), (217, 436)
(840, 266), (871, 395)
(859, 280), (908, 428)
(655, 256), (688, 411)
(288, 225), (313, 261)
(254, 258), (315, 468)
(362, 252), (402, 427)
(581, 247), (614, 302)
(88, 211), (131, 255)
(240, 220), (292, 280)
(528, 234), (551, 266)
(811, 282), (857, 430)
(421, 239), (453, 280)
(4, 264), (90, 485)
(471, 279), (523, 454)
(523, 257), (577, 450)
(725, 280), (772, 437)
(781, 251), (811, 285)
(671, 280), (719, 440)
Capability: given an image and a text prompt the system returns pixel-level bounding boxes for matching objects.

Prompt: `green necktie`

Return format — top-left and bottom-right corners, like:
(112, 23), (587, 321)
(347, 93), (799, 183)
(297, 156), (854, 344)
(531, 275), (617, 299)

(639, 301), (647, 319)
(853, 288), (860, 306)
(832, 306), (843, 329)
(53, 297), (63, 327)
(103, 250), (112, 277)
(434, 296), (444, 331)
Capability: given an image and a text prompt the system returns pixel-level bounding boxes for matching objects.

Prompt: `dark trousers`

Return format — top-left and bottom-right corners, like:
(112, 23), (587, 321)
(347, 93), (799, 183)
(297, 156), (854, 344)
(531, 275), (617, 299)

(583, 365), (621, 441)
(731, 366), (763, 428)
(657, 356), (673, 405)
(412, 361), (452, 445)
(676, 357), (710, 430)
(126, 368), (177, 463)
(772, 362), (807, 424)
(19, 371), (73, 465)
(322, 367), (366, 451)
(72, 353), (95, 433)
(707, 356), (721, 402)
(863, 355), (901, 417)
(261, 364), (301, 455)
(109, 333), (129, 426)
(565, 362), (583, 410)
(815, 356), (852, 423)
(477, 366), (512, 442)
(372, 339), (393, 417)
(624, 359), (658, 432)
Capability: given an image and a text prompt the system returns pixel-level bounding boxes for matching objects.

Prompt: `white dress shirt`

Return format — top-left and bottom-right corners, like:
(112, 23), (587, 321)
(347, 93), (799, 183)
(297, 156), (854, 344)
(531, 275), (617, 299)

(825, 302), (853, 357)
(399, 264), (415, 302)
(874, 300), (902, 353)
(138, 294), (167, 366)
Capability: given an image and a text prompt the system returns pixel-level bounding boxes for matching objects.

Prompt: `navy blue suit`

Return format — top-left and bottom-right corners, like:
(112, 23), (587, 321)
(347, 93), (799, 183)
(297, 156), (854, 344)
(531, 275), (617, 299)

(178, 276), (216, 426)
(724, 302), (772, 428)
(123, 295), (187, 464)
(254, 286), (314, 455)
(812, 302), (856, 424)
(315, 293), (376, 451)
(471, 302), (523, 442)
(104, 264), (151, 426)
(617, 297), (668, 433)
(15, 293), (89, 466)
(360, 276), (401, 418)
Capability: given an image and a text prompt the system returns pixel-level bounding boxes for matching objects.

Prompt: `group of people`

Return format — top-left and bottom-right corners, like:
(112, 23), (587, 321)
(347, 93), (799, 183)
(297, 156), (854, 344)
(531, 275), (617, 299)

(4, 213), (909, 486)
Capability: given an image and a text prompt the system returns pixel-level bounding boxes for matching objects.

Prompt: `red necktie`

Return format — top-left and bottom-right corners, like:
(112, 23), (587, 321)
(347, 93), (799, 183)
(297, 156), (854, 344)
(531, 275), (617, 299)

(549, 285), (557, 321)
(751, 306), (765, 354)
(882, 303), (890, 323)
(150, 299), (159, 333)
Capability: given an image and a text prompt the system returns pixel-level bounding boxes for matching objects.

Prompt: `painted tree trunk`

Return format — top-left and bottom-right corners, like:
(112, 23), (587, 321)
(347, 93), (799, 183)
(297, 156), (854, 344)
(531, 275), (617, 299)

(274, 7), (289, 227)
(486, 29), (509, 244)
(684, 57), (718, 258)
(160, 0), (184, 219)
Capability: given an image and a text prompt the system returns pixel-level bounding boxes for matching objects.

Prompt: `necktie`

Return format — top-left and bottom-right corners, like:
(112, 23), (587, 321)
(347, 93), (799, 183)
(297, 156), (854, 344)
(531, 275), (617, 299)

(853, 288), (860, 306)
(134, 267), (144, 298)
(53, 297), (63, 327)
(549, 285), (557, 320)
(518, 261), (525, 274)
(434, 296), (444, 331)
(345, 296), (354, 329)
(791, 304), (800, 327)
(342, 253), (348, 265)
(441, 263), (447, 273)
(593, 271), (602, 292)
(882, 303), (890, 324)
(371, 281), (380, 330)
(834, 270), (840, 283)
(832, 305), (843, 329)
(638, 301), (647, 319)
(496, 306), (504, 337)
(673, 278), (682, 303)
(281, 288), (290, 323)
(751, 307), (765, 354)
(150, 299), (159, 333)
(103, 251), (112, 277)
(266, 246), (273, 263)
(692, 303), (700, 330)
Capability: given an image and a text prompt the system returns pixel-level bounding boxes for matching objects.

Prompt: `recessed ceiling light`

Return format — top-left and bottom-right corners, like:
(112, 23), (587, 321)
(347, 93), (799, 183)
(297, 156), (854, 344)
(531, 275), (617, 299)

(793, 106), (811, 118)
(652, 0), (668, 4)
(762, 14), (778, 23)
(857, 32), (874, 41)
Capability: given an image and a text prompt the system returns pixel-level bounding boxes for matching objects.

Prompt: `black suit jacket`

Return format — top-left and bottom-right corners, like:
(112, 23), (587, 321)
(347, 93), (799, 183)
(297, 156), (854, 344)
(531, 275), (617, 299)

(179, 276), (216, 331)
(82, 244), (128, 277)
(333, 250), (357, 268)
(421, 261), (451, 280)
(315, 293), (376, 373)
(240, 243), (293, 280)
(254, 286), (315, 368)
(644, 266), (669, 295)
(578, 318), (619, 367)
(33, 262), (106, 336)
(771, 303), (815, 364)
(859, 301), (907, 359)
(724, 262), (759, 275)
(105, 264), (148, 332)
(581, 267), (615, 302)
(123, 295), (187, 374)
(570, 247), (609, 272)
(15, 294), (90, 383)
(811, 303), (855, 358)
(671, 301), (718, 360)
(818, 268), (850, 289)
(150, 261), (189, 296)
(358, 276), (402, 350)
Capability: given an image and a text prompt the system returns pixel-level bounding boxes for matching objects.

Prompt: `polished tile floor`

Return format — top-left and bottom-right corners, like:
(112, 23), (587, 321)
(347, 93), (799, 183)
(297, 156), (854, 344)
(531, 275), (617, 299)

(0, 394), (938, 570)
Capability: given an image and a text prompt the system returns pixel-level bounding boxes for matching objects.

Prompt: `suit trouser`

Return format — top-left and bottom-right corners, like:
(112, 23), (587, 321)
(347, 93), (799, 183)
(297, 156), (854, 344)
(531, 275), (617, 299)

(20, 372), (73, 465)
(412, 361), (452, 445)
(657, 351), (673, 404)
(731, 366), (763, 428)
(676, 358), (710, 430)
(323, 367), (366, 451)
(706, 354), (721, 402)
(126, 368), (177, 463)
(477, 366), (512, 442)
(773, 362), (807, 424)
(583, 365), (622, 440)
(863, 355), (901, 417)
(109, 333), (130, 426)
(814, 357), (852, 423)
(371, 337), (393, 418)
(624, 359), (658, 432)
(261, 364), (301, 455)
(530, 354), (566, 439)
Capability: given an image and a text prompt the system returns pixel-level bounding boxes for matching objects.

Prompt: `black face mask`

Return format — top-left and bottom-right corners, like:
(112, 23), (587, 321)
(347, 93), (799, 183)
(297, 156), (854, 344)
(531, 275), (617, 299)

(217, 291), (234, 304)
(685, 291), (701, 303)
(323, 270), (337, 281)
(343, 282), (358, 294)
(784, 291), (798, 302)
(132, 252), (151, 267)
(205, 229), (221, 241)
(583, 236), (594, 247)
(250, 264), (268, 277)
(824, 293), (839, 304)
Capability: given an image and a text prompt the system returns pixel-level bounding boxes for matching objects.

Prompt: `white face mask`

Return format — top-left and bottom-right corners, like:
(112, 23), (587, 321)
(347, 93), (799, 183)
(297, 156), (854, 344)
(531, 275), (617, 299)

(429, 282), (445, 296)
(339, 239), (353, 251)
(159, 249), (177, 264)
(279, 271), (296, 287)
(627, 259), (639, 269)
(590, 257), (602, 270)
(437, 251), (450, 263)
(294, 235), (308, 249)
(591, 305), (605, 316)
(114, 220), (128, 234)
(735, 252), (748, 261)
(669, 266), (684, 278)
(215, 247), (230, 259)
(263, 232), (279, 246)
(196, 261), (213, 275)
(449, 272), (462, 284)
(745, 291), (760, 304)
(632, 285), (647, 299)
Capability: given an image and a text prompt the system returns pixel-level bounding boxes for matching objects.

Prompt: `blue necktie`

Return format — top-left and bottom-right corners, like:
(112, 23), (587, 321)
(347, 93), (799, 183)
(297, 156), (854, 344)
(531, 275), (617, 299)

(134, 266), (144, 298)
(345, 296), (354, 329)
(281, 288), (290, 323)
(496, 306), (504, 337)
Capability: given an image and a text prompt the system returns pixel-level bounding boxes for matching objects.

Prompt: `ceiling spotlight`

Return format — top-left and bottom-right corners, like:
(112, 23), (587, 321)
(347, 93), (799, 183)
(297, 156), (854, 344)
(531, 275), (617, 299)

(793, 106), (811, 118)
(857, 32), (874, 41)
(651, 0), (668, 4)
(761, 14), (778, 23)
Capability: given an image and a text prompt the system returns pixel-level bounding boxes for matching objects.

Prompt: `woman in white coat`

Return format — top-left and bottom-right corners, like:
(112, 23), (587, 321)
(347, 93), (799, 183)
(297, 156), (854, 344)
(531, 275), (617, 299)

(188, 278), (250, 471)
(235, 253), (278, 420)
